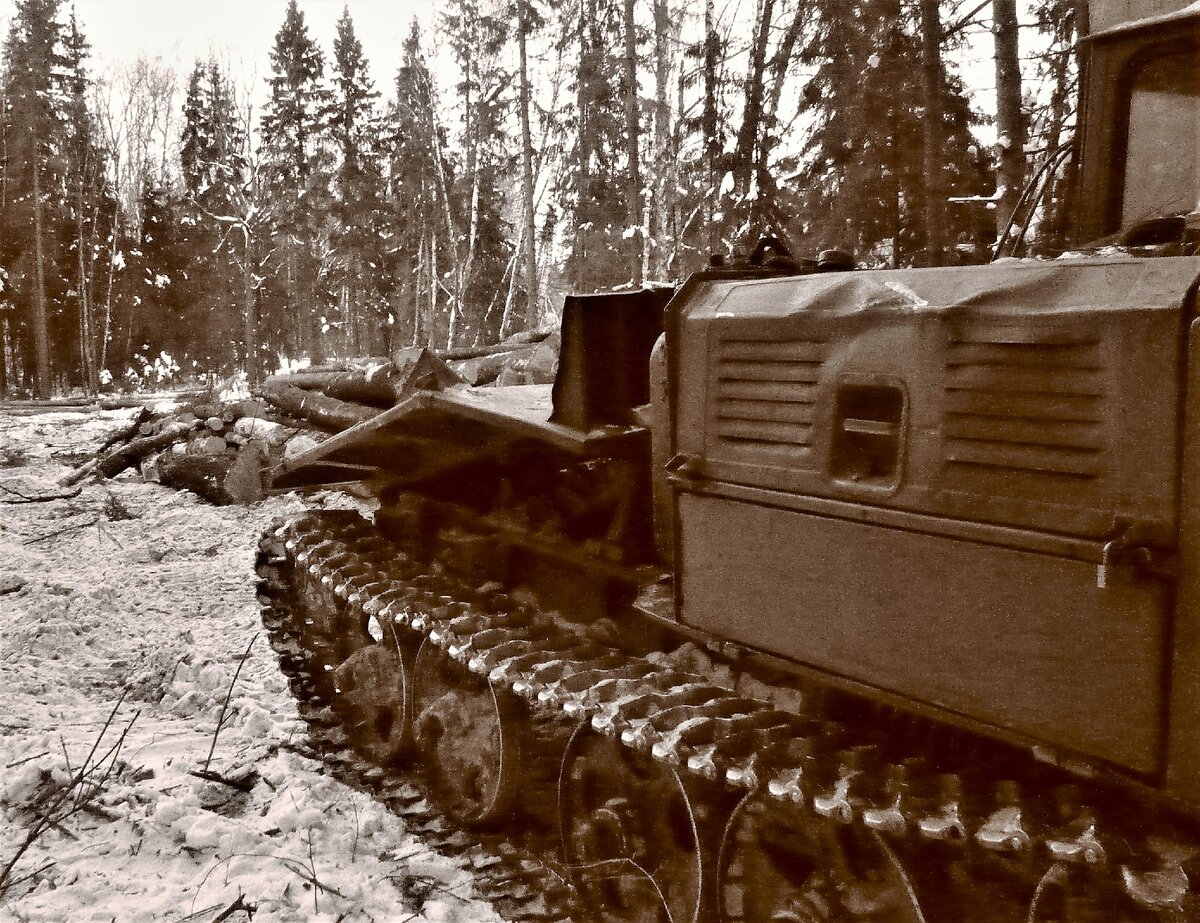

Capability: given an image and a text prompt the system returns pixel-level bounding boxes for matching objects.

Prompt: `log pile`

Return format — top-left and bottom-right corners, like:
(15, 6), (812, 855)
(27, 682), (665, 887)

(62, 329), (562, 506)
(60, 398), (306, 504)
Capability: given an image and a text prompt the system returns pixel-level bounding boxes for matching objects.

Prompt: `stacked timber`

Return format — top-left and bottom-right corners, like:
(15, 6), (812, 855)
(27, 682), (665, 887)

(63, 329), (562, 506)
(60, 398), (306, 504)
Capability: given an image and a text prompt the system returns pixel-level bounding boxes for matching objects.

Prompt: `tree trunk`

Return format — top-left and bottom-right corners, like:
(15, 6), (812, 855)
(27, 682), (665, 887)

(243, 231), (260, 386)
(757, 0), (808, 235)
(993, 0), (1027, 238)
(733, 0), (775, 224)
(573, 0), (596, 288)
(102, 205), (118, 376)
(652, 0), (672, 280)
(921, 0), (946, 265)
(499, 222), (523, 339)
(517, 1), (540, 328)
(31, 154), (51, 399)
(76, 174), (97, 392)
(703, 0), (719, 255)
(0, 319), (9, 398)
(622, 0), (643, 285)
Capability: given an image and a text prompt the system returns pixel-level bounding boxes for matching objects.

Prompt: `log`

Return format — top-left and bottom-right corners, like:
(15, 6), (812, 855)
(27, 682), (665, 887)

(266, 366), (401, 408)
(93, 420), (201, 479)
(95, 407), (153, 455)
(156, 453), (235, 505)
(223, 443), (267, 503)
(260, 380), (376, 432)
(438, 326), (555, 362)
(232, 416), (294, 448)
(58, 457), (98, 486)
(454, 347), (535, 386)
(287, 357), (391, 376)
(266, 349), (463, 408)
(1, 397), (95, 410)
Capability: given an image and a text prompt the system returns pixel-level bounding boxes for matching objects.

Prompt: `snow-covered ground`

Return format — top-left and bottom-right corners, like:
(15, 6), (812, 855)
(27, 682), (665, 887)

(0, 406), (502, 923)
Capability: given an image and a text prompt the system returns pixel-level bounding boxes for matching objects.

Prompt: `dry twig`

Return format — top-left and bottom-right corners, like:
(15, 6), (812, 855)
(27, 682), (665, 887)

(208, 894), (255, 922)
(0, 691), (140, 899)
(202, 634), (258, 774)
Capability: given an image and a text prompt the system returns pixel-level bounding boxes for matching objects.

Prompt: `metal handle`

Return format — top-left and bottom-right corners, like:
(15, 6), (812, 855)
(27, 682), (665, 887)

(665, 453), (706, 487)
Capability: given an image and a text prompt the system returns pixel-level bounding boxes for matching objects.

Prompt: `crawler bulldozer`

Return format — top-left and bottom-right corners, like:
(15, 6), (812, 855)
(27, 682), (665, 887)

(257, 2), (1200, 919)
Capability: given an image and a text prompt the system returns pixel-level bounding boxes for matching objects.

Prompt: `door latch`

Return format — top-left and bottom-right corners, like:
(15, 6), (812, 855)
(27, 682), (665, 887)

(1096, 519), (1177, 589)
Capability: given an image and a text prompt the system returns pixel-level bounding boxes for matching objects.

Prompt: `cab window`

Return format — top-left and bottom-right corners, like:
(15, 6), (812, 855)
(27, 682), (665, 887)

(1122, 48), (1199, 227)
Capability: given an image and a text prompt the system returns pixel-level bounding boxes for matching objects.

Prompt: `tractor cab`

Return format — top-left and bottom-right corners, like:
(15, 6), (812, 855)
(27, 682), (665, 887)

(1072, 1), (1200, 245)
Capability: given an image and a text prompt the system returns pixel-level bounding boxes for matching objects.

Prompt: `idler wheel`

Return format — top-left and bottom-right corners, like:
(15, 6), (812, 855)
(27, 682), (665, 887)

(717, 793), (925, 922)
(410, 640), (522, 828)
(331, 627), (413, 766)
(559, 725), (704, 923)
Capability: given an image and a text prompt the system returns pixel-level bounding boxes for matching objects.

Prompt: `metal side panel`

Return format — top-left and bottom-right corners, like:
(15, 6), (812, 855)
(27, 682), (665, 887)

(1167, 317), (1200, 801)
(678, 491), (1166, 773)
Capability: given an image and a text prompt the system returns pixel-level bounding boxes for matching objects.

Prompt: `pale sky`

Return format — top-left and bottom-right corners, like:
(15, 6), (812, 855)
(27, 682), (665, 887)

(0, 0), (437, 95)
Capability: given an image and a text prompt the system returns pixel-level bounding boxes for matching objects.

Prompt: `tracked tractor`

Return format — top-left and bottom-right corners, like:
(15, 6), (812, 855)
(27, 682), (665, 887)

(257, 2), (1200, 920)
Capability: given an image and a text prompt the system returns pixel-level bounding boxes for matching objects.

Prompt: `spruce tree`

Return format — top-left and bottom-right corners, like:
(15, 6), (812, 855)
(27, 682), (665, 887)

(179, 59), (249, 373)
(127, 174), (191, 369)
(794, 0), (989, 266)
(329, 5), (387, 356)
(386, 20), (448, 347)
(1, 0), (69, 395)
(563, 0), (634, 291)
(260, 0), (333, 362)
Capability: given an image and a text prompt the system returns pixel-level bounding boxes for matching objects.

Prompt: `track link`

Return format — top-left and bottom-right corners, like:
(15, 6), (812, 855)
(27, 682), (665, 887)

(257, 512), (579, 922)
(258, 510), (1197, 922)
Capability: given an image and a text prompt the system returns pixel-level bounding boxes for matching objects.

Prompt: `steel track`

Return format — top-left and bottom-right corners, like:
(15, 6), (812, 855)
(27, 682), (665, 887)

(256, 509), (1197, 923)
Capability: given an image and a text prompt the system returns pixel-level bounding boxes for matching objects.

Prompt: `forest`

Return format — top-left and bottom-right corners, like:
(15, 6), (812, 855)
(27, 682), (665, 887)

(0, 0), (1083, 398)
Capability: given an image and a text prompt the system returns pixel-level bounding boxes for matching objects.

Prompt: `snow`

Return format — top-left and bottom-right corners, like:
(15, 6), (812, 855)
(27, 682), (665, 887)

(0, 407), (503, 923)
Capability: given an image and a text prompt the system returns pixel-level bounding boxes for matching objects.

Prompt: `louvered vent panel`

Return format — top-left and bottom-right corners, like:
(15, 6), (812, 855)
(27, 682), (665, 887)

(711, 337), (827, 457)
(943, 332), (1106, 481)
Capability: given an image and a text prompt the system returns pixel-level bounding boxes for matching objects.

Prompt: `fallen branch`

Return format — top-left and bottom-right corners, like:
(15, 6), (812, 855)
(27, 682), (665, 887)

(188, 768), (258, 793)
(23, 516), (99, 545)
(0, 860), (55, 895)
(280, 859), (348, 900)
(0, 481), (81, 504)
(209, 895), (255, 923)
(4, 750), (51, 770)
